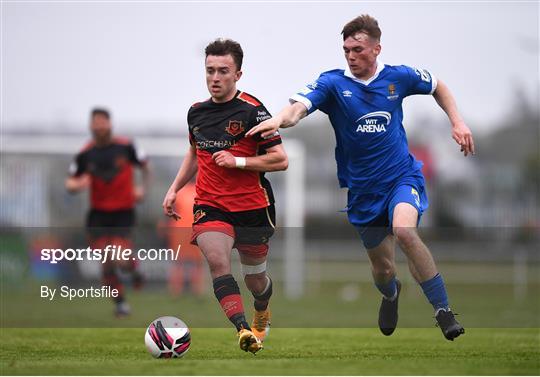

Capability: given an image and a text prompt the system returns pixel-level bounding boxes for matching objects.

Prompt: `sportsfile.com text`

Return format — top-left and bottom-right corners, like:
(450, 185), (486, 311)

(40, 245), (181, 264)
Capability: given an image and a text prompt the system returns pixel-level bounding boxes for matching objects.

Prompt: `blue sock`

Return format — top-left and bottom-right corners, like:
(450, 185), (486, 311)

(375, 277), (397, 300)
(420, 273), (449, 311)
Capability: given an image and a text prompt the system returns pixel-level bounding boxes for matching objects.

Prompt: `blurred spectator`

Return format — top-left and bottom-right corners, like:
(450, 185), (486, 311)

(166, 182), (206, 297)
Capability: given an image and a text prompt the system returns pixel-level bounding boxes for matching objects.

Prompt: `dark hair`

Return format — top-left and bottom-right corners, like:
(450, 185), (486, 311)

(205, 38), (244, 70)
(91, 107), (110, 120)
(341, 14), (382, 42)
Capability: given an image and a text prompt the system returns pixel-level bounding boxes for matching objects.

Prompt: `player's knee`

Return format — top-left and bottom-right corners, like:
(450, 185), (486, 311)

(372, 262), (394, 279)
(241, 262), (267, 293)
(207, 260), (230, 277)
(393, 226), (419, 250)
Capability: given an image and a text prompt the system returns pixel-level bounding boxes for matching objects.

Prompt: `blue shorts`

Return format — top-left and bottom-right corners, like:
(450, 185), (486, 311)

(346, 176), (428, 250)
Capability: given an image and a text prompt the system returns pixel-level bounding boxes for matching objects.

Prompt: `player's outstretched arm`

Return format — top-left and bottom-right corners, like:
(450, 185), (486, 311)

(162, 146), (198, 220)
(212, 144), (288, 172)
(65, 175), (90, 193)
(433, 79), (475, 157)
(246, 102), (308, 139)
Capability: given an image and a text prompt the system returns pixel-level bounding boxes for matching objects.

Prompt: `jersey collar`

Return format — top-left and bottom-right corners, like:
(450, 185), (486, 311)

(344, 61), (385, 85)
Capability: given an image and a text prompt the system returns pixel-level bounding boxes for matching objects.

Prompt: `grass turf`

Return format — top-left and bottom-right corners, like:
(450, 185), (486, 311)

(2, 261), (539, 375)
(3, 282), (540, 328)
(1, 328), (539, 375)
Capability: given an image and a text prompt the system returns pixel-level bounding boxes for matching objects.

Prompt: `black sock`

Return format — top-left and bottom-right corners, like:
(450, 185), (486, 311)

(213, 274), (250, 331)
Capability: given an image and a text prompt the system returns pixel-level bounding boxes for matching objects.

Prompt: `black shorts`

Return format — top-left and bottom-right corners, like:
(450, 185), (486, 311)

(192, 204), (276, 246)
(86, 209), (135, 239)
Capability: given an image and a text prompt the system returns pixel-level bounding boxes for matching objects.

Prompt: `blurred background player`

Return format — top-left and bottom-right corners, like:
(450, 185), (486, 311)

(248, 14), (475, 341)
(65, 107), (150, 317)
(166, 181), (206, 298)
(162, 38), (288, 354)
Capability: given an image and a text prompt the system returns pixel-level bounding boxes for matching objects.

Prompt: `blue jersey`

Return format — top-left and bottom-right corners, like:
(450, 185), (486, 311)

(291, 63), (437, 193)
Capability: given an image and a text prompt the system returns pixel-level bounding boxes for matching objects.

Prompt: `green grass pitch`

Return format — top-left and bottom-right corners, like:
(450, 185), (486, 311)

(1, 327), (539, 375)
(2, 261), (539, 375)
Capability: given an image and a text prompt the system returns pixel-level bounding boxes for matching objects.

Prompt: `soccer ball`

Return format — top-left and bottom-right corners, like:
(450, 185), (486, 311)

(144, 316), (191, 358)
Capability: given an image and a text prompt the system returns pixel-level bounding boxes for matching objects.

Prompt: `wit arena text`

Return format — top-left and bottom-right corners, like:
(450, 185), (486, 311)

(40, 245), (181, 264)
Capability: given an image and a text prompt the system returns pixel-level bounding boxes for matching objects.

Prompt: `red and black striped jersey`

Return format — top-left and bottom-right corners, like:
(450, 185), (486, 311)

(188, 91), (282, 212)
(69, 137), (147, 211)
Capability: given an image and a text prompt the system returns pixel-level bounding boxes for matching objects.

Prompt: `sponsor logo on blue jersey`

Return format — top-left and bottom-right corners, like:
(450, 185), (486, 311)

(291, 65), (430, 192)
(355, 111), (391, 133)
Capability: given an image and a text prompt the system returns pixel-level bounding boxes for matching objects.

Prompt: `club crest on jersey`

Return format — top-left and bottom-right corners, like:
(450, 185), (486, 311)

(387, 84), (399, 100)
(193, 209), (206, 223)
(226, 120), (244, 136)
(355, 111), (391, 133)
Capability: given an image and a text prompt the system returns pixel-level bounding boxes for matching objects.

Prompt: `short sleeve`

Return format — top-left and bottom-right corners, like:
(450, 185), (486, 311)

(289, 73), (333, 115)
(68, 153), (86, 177)
(127, 142), (148, 166)
(187, 107), (196, 147)
(249, 103), (282, 151)
(402, 65), (438, 96)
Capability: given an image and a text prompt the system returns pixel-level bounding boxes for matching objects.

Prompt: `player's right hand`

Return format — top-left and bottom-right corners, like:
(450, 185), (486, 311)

(451, 121), (475, 157)
(65, 174), (91, 193)
(246, 117), (280, 139)
(162, 191), (181, 220)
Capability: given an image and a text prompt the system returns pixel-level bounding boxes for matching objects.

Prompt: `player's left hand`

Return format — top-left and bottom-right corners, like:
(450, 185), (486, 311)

(212, 150), (236, 168)
(451, 121), (475, 157)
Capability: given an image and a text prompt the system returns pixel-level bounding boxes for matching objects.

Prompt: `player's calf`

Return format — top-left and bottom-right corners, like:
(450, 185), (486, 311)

(103, 267), (130, 317)
(212, 274), (250, 331)
(242, 263), (273, 341)
(250, 276), (272, 341)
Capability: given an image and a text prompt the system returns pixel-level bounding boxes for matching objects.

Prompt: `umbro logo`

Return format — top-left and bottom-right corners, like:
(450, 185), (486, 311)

(342, 90), (352, 98)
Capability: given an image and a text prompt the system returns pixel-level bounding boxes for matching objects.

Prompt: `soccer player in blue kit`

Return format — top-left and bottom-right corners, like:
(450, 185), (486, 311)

(247, 14), (475, 340)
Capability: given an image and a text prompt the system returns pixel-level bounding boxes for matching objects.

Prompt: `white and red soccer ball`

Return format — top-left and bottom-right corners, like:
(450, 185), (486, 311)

(144, 316), (191, 358)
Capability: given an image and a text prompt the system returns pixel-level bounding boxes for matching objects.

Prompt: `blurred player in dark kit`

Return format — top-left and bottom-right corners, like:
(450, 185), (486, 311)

(66, 107), (150, 317)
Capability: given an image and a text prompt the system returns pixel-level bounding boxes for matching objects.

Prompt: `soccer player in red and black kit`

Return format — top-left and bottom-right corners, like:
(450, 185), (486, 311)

(65, 108), (150, 317)
(162, 39), (288, 354)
